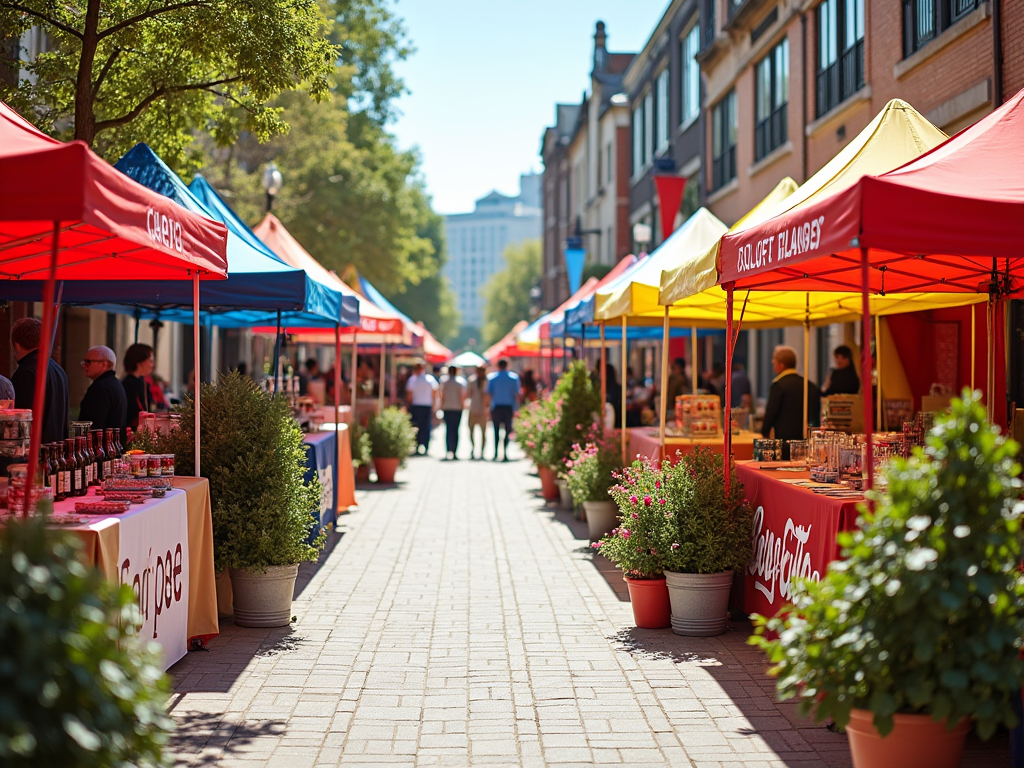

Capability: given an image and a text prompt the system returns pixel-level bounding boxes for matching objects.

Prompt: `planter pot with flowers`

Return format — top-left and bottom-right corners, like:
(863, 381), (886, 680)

(563, 435), (622, 541)
(514, 399), (560, 500)
(367, 407), (416, 484)
(166, 372), (324, 628)
(658, 448), (753, 637)
(350, 421), (372, 484)
(752, 391), (1024, 768)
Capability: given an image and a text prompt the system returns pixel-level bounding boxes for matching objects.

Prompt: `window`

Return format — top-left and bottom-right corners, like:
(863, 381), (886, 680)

(711, 90), (737, 190)
(644, 91), (654, 168)
(656, 68), (670, 151)
(816, 0), (864, 118)
(632, 103), (644, 176)
(755, 37), (789, 161)
(680, 25), (701, 126)
(903, 0), (979, 56)
(606, 143), (612, 183)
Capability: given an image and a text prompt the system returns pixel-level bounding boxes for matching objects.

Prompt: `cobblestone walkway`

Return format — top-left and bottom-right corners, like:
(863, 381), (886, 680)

(168, 439), (1008, 767)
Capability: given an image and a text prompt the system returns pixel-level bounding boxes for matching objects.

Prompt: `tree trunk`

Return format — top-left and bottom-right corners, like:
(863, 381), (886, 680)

(73, 0), (101, 145)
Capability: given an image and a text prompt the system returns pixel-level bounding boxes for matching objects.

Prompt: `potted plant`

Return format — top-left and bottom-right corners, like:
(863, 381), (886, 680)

(0, 512), (173, 766)
(350, 421), (372, 483)
(514, 398), (561, 501)
(168, 372), (324, 628)
(563, 432), (622, 540)
(752, 391), (1024, 768)
(593, 456), (672, 629)
(658, 447), (753, 636)
(366, 407), (416, 484)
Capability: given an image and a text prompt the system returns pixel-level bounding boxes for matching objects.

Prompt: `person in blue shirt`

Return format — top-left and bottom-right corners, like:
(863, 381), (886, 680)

(486, 359), (520, 462)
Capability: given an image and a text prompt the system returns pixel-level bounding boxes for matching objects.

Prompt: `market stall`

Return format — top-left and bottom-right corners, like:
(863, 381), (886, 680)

(627, 427), (756, 464)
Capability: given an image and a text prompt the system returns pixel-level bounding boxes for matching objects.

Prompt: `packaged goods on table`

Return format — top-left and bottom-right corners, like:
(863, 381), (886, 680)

(674, 395), (722, 438)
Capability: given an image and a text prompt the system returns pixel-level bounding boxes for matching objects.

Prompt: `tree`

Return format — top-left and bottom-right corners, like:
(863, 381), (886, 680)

(0, 0), (335, 168)
(481, 239), (541, 347)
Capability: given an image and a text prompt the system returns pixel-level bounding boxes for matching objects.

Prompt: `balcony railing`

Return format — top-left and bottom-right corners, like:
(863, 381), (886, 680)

(816, 38), (864, 118)
(755, 103), (787, 162)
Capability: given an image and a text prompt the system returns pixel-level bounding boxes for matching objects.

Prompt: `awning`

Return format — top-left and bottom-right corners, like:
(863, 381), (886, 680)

(552, 254), (639, 336)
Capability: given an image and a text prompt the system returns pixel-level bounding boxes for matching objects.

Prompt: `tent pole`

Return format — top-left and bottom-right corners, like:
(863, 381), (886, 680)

(971, 304), (976, 393)
(600, 323), (607, 425)
(987, 298), (995, 421)
(803, 294), (810, 439)
(389, 346), (397, 405)
(272, 309), (282, 393)
(691, 327), (698, 394)
(860, 246), (874, 493)
(621, 316), (628, 465)
(875, 315), (882, 429)
(193, 272), (201, 478)
(659, 306), (670, 463)
(725, 284), (735, 496)
(25, 222), (60, 515)
(379, 342), (387, 413)
(351, 332), (358, 418)
(334, 322), (343, 478)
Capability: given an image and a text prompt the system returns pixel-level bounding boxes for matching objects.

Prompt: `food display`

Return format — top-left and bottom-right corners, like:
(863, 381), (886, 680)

(674, 395), (722, 439)
(75, 500), (132, 515)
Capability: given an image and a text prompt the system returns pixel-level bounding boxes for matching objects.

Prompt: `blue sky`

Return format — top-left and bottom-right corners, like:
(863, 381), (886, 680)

(389, 0), (669, 215)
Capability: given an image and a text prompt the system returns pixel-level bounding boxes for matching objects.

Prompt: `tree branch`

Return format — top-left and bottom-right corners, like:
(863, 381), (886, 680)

(0, 2), (83, 39)
(97, 0), (208, 40)
(91, 46), (121, 99)
(93, 76), (242, 132)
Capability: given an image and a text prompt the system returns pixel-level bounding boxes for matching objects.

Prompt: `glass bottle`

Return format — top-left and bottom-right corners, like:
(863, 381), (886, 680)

(104, 429), (115, 475)
(92, 430), (105, 483)
(58, 441), (70, 501)
(44, 445), (55, 492)
(81, 434), (93, 486)
(65, 438), (79, 498)
(75, 436), (88, 496)
(114, 429), (124, 460)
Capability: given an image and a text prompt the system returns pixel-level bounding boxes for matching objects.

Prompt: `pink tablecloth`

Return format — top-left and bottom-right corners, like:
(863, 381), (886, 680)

(736, 462), (861, 619)
(627, 427), (757, 464)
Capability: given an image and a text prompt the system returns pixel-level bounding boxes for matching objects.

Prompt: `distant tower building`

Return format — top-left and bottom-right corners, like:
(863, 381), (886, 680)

(443, 175), (541, 331)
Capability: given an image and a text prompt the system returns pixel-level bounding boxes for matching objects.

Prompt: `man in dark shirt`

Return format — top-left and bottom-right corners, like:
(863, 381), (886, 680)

(78, 345), (127, 438)
(821, 345), (861, 396)
(10, 317), (69, 443)
(761, 345), (820, 443)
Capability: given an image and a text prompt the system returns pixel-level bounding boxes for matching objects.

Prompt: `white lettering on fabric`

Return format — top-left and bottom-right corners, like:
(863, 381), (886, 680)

(748, 506), (820, 604)
(146, 208), (185, 254)
(736, 216), (826, 274)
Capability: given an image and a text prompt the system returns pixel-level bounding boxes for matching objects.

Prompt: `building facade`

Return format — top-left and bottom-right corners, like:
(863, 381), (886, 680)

(540, 23), (634, 311)
(624, 0), (708, 251)
(443, 176), (542, 331)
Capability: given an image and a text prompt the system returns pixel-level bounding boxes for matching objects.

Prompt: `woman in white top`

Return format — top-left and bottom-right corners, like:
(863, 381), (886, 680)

(466, 365), (490, 460)
(439, 365), (468, 460)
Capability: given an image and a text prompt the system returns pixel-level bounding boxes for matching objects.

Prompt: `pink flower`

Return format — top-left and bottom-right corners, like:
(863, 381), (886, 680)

(655, 480), (661, 489)
(620, 529), (631, 539)
(591, 541), (603, 549)
(658, 498), (667, 506)
(629, 495), (638, 505)
(671, 543), (680, 550)
(643, 496), (652, 506)
(631, 512), (638, 519)
(650, 548), (657, 556)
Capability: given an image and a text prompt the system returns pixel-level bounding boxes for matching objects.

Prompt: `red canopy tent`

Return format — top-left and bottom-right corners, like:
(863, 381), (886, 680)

(0, 101), (229, 502)
(716, 88), (1024, 488)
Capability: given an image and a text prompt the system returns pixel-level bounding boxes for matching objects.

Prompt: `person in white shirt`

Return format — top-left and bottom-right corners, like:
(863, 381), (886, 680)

(405, 362), (439, 455)
(466, 365), (490, 460)
(439, 365), (468, 460)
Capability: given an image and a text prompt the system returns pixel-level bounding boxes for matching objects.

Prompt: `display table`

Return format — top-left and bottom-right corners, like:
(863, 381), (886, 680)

(736, 462), (862, 619)
(303, 431), (338, 530)
(312, 404), (352, 426)
(54, 477), (219, 670)
(627, 427), (757, 464)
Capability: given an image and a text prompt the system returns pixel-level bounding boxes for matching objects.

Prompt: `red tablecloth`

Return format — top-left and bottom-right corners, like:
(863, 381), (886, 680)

(627, 427), (756, 464)
(737, 462), (861, 619)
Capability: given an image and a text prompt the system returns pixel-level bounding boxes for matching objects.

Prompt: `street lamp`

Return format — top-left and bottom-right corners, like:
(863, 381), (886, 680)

(632, 222), (652, 256)
(262, 162), (283, 212)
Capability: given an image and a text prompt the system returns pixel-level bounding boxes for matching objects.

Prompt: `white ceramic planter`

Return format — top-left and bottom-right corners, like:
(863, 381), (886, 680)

(583, 500), (618, 541)
(664, 570), (733, 636)
(556, 479), (573, 510)
(229, 564), (299, 628)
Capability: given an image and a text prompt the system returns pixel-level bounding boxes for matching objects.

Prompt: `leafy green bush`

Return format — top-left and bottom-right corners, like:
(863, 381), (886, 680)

(562, 431), (621, 505)
(165, 371), (323, 572)
(549, 361), (601, 465)
(659, 448), (753, 574)
(513, 398), (560, 467)
(366, 407), (416, 461)
(0, 512), (172, 767)
(751, 391), (1024, 739)
(349, 422), (372, 468)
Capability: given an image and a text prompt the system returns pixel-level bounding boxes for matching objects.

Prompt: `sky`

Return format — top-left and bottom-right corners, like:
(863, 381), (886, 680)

(389, 0), (669, 215)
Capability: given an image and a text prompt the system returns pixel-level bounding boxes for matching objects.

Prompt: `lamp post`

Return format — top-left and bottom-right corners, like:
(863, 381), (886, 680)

(262, 162), (283, 213)
(632, 221), (652, 257)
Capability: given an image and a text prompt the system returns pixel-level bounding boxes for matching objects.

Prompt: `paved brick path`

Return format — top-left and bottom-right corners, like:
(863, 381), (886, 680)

(168, 438), (1008, 767)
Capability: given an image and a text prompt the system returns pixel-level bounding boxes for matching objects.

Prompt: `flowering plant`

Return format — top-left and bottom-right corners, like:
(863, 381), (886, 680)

(561, 429), (621, 505)
(513, 398), (561, 468)
(594, 455), (671, 579)
(548, 361), (602, 465)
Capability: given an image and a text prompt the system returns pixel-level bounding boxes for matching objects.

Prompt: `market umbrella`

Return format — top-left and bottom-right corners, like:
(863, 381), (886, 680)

(0, 100), (229, 497)
(449, 351), (487, 368)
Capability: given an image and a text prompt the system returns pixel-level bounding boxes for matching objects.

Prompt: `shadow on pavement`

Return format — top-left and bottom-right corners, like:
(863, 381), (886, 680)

(169, 710), (287, 766)
(294, 528), (344, 598)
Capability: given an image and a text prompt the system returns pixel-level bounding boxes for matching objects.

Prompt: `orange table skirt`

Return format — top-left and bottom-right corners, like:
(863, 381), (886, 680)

(627, 427), (757, 465)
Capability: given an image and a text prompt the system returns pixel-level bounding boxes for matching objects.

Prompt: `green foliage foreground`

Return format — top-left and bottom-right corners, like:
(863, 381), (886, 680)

(752, 390), (1024, 738)
(0, 513), (172, 768)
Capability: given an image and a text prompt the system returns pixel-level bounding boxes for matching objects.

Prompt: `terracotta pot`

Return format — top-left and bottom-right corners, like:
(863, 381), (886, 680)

(355, 464), (370, 483)
(583, 500), (618, 541)
(624, 576), (671, 629)
(373, 457), (400, 484)
(846, 709), (969, 768)
(538, 465), (560, 501)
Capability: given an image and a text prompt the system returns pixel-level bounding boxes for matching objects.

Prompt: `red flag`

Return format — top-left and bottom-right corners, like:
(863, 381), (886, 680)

(654, 175), (687, 239)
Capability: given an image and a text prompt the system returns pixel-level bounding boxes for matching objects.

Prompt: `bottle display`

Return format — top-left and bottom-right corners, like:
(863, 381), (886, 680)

(65, 438), (79, 497)
(92, 430), (105, 483)
(75, 436), (88, 496)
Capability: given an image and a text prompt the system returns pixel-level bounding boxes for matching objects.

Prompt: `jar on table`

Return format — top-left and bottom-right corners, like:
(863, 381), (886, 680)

(160, 454), (175, 478)
(129, 454), (149, 478)
(147, 455), (162, 477)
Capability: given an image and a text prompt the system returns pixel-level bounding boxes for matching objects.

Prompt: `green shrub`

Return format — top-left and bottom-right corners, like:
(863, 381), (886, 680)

(549, 361), (601, 465)
(366, 407), (416, 461)
(751, 390), (1024, 739)
(0, 512), (172, 767)
(165, 371), (323, 572)
(513, 398), (560, 467)
(349, 422), (372, 467)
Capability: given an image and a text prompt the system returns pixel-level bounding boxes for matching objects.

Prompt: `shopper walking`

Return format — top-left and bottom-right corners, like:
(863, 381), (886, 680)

(467, 365), (490, 460)
(405, 363), (438, 456)
(487, 359), (520, 462)
(439, 365), (467, 460)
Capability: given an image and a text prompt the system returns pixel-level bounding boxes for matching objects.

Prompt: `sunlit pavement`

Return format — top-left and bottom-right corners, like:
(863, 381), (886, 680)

(167, 431), (1008, 767)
